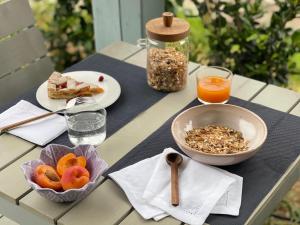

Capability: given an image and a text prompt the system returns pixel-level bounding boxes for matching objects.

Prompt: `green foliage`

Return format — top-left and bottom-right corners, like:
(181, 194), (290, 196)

(171, 0), (300, 86)
(288, 52), (300, 91)
(31, 0), (94, 71)
(169, 0), (210, 63)
(264, 199), (300, 225)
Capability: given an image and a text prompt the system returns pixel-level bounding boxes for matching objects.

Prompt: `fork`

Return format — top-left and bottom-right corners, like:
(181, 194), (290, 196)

(0, 97), (95, 134)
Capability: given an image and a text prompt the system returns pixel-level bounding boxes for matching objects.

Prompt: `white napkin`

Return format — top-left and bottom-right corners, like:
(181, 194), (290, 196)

(0, 100), (67, 145)
(109, 148), (243, 225)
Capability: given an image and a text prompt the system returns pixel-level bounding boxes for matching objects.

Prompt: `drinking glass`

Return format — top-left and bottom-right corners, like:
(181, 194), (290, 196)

(65, 104), (106, 146)
(196, 66), (233, 104)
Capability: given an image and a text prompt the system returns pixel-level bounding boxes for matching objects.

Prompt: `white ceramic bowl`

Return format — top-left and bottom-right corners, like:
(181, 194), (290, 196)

(171, 104), (267, 166)
(21, 144), (108, 202)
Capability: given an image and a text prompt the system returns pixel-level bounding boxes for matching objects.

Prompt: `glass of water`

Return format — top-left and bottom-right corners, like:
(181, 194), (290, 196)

(65, 104), (106, 146)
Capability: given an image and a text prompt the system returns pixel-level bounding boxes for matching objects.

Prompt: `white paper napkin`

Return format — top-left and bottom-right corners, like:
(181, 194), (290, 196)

(109, 148), (243, 225)
(0, 100), (67, 145)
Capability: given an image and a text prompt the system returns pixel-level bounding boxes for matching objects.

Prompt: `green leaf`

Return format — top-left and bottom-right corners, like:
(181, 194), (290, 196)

(292, 30), (300, 48)
(288, 52), (300, 73)
(230, 44), (240, 53)
(246, 33), (258, 42)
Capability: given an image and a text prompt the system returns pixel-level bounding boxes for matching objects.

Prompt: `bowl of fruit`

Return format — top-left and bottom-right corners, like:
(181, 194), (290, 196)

(21, 144), (108, 202)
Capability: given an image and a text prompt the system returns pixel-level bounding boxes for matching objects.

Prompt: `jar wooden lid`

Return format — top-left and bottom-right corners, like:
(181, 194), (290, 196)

(146, 12), (190, 42)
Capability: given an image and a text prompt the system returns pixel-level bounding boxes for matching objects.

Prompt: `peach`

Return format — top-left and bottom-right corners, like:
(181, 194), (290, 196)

(61, 166), (90, 190)
(56, 153), (86, 176)
(34, 165), (62, 191)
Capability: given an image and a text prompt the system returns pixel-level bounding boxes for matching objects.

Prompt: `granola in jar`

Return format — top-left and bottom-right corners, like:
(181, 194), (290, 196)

(145, 12), (190, 91)
(147, 47), (188, 92)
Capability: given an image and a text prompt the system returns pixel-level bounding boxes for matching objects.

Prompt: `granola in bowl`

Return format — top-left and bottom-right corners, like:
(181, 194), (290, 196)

(185, 125), (249, 154)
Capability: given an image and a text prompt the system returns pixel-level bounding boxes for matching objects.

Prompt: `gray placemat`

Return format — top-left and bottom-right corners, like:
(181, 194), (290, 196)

(0, 54), (166, 146)
(106, 96), (300, 225)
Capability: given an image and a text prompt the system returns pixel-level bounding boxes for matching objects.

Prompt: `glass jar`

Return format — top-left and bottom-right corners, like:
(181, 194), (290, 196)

(144, 12), (190, 92)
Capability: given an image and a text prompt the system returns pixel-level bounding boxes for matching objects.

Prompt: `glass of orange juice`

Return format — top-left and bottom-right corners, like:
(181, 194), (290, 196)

(196, 66), (233, 104)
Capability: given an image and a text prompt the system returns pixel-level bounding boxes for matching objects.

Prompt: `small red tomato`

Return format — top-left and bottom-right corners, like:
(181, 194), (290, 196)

(98, 75), (104, 82)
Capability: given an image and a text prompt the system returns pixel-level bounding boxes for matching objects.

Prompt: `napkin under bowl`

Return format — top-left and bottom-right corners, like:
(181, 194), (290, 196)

(171, 104), (267, 165)
(21, 144), (108, 202)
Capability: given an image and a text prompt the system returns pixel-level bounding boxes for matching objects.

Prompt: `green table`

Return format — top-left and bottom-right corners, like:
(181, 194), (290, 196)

(0, 42), (299, 225)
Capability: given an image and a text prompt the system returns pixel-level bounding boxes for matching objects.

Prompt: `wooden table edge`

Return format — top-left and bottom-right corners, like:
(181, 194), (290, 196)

(245, 155), (300, 225)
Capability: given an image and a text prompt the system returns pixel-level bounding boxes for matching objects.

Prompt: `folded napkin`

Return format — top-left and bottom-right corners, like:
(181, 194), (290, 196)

(0, 100), (67, 145)
(109, 148), (243, 225)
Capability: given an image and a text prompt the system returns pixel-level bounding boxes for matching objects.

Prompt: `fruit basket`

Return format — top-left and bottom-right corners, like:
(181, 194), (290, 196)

(21, 144), (108, 202)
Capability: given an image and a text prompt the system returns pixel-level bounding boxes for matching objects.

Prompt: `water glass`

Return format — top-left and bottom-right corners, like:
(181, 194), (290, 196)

(65, 106), (106, 146)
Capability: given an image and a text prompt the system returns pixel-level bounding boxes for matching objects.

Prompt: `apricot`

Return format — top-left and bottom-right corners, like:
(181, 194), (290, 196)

(34, 165), (62, 191)
(56, 153), (86, 176)
(61, 166), (90, 190)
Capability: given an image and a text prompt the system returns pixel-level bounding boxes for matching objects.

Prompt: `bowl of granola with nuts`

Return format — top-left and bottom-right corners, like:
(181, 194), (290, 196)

(171, 104), (267, 165)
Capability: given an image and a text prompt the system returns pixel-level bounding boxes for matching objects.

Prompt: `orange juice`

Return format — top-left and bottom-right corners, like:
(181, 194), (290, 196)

(197, 76), (230, 103)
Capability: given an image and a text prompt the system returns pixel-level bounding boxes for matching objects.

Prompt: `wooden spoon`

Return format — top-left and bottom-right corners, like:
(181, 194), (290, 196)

(166, 153), (183, 206)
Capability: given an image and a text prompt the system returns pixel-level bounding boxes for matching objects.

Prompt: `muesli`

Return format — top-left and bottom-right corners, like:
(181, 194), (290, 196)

(147, 48), (187, 92)
(185, 125), (249, 154)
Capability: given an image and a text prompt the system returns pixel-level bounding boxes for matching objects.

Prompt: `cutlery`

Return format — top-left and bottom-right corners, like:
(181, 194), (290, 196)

(0, 97), (96, 134)
(166, 152), (183, 206)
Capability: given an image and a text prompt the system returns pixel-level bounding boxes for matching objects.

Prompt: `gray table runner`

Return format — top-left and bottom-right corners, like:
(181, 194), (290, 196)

(106, 97), (300, 225)
(0, 54), (167, 146)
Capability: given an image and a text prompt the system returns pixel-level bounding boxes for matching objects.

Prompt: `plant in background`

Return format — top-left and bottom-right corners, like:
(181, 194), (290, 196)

(199, 0), (300, 85)
(171, 0), (300, 86)
(167, 0), (211, 64)
(30, 0), (94, 71)
(264, 199), (300, 225)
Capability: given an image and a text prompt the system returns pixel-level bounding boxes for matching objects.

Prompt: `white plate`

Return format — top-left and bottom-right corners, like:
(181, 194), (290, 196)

(36, 71), (121, 112)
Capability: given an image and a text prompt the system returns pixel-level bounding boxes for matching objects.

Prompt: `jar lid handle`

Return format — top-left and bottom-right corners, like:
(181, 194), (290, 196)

(162, 12), (173, 27)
